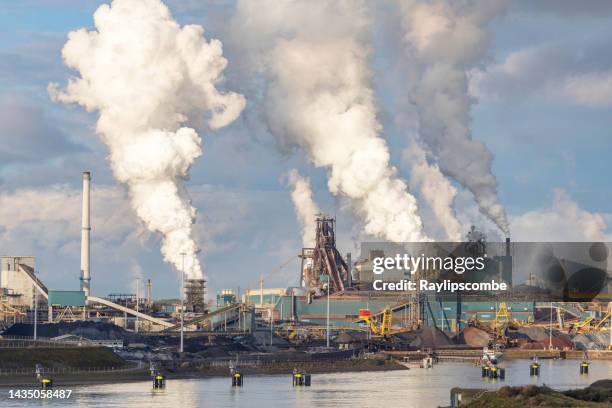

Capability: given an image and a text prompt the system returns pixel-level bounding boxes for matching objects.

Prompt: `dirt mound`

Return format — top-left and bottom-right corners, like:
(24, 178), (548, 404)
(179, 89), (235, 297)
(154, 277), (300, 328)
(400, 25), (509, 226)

(512, 326), (548, 342)
(520, 334), (573, 349)
(453, 327), (490, 347)
(335, 331), (366, 344)
(411, 326), (454, 348)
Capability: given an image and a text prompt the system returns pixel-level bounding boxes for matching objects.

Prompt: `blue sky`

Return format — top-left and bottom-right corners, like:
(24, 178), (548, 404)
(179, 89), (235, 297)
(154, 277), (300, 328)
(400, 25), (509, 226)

(0, 0), (611, 299)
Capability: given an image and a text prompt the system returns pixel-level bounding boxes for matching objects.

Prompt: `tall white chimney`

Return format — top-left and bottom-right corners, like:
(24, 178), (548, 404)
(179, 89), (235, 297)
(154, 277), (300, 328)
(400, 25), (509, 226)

(80, 171), (91, 297)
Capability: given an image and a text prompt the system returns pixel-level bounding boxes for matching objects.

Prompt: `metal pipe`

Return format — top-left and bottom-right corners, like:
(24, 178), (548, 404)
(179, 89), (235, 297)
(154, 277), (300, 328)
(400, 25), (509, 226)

(135, 278), (139, 333)
(180, 253), (185, 353)
(346, 252), (352, 288)
(80, 172), (91, 298)
(33, 269), (37, 340)
(270, 311), (273, 346)
(260, 277), (263, 306)
(549, 302), (553, 349)
(326, 282), (330, 348)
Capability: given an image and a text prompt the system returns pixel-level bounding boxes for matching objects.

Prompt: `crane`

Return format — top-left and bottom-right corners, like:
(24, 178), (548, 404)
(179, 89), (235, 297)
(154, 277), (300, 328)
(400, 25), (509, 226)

(494, 302), (511, 329)
(358, 308), (393, 337)
(571, 316), (594, 334)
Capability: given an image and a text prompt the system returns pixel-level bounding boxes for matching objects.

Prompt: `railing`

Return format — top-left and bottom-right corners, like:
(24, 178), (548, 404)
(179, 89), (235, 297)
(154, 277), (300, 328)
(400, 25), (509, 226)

(180, 354), (361, 370)
(0, 335), (123, 348)
(0, 336), (86, 348)
(1, 335), (56, 341)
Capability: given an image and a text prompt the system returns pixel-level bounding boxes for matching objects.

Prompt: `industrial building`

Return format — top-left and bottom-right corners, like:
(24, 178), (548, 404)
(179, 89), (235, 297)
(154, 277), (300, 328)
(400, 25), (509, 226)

(0, 256), (47, 309)
(1, 170), (610, 357)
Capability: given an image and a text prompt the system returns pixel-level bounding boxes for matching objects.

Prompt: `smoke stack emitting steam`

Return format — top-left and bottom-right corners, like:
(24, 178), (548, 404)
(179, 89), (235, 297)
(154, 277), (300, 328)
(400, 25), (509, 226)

(286, 169), (320, 248)
(398, 0), (510, 235)
(50, 0), (245, 279)
(235, 0), (428, 243)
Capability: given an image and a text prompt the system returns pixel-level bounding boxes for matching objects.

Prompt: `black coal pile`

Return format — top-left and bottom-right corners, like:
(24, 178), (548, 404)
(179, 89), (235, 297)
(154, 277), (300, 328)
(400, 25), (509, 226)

(2, 321), (141, 342)
(183, 335), (253, 356)
(409, 326), (455, 348)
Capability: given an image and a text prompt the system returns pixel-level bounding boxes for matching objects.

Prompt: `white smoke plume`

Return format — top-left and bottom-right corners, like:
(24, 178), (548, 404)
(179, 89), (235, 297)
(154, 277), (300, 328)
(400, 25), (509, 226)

(403, 143), (462, 241)
(398, 0), (510, 235)
(286, 169), (320, 247)
(49, 0), (246, 279)
(234, 0), (428, 242)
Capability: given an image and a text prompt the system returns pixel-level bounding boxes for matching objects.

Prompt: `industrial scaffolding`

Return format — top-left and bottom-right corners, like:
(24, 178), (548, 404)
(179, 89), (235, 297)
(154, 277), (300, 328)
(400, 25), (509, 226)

(300, 214), (350, 294)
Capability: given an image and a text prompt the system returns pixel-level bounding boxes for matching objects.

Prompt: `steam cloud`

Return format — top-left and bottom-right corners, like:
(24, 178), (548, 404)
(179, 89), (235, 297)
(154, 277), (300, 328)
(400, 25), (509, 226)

(398, 0), (510, 235)
(286, 170), (320, 247)
(234, 0), (428, 242)
(49, 0), (245, 278)
(404, 143), (462, 241)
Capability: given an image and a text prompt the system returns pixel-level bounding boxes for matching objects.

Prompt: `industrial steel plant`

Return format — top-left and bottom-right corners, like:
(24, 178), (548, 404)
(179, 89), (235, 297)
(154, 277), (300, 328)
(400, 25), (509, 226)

(2, 171), (612, 360)
(2, 0), (612, 406)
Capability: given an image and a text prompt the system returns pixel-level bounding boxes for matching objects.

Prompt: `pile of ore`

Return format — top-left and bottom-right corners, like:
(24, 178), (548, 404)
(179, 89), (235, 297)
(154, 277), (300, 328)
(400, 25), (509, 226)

(453, 327), (491, 347)
(410, 326), (454, 348)
(573, 333), (609, 350)
(2, 321), (140, 342)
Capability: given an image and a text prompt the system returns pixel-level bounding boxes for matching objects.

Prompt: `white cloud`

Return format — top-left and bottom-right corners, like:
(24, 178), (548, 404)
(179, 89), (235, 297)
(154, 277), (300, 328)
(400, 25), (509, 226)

(470, 44), (612, 107)
(562, 72), (612, 107)
(510, 189), (609, 241)
(0, 185), (137, 251)
(446, 188), (611, 242)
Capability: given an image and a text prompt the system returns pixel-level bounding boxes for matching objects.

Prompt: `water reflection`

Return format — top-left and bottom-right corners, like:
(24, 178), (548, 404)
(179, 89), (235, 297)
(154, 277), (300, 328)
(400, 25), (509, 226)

(2, 359), (611, 408)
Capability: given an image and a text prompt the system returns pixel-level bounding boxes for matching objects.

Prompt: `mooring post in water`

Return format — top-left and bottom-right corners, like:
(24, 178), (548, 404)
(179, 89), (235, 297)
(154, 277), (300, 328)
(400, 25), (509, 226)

(482, 366), (489, 378)
(230, 360), (243, 387)
(292, 368), (311, 387)
(580, 362), (589, 375)
(153, 374), (166, 389)
(232, 372), (243, 387)
(150, 361), (165, 389)
(35, 363), (52, 389)
(488, 366), (498, 379)
(293, 372), (303, 386)
(40, 378), (53, 389)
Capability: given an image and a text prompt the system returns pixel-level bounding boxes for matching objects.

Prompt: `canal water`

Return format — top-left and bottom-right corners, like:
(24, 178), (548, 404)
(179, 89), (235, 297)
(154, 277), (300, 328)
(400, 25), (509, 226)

(2, 359), (611, 407)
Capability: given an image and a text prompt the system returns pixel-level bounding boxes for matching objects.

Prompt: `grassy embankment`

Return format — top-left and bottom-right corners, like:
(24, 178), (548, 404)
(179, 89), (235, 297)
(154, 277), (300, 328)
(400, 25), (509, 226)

(453, 380), (612, 407)
(0, 347), (126, 369)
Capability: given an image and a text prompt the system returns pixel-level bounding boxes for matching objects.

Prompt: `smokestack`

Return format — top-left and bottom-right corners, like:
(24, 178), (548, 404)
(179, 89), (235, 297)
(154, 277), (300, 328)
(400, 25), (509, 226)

(505, 237), (511, 257)
(80, 171), (91, 297)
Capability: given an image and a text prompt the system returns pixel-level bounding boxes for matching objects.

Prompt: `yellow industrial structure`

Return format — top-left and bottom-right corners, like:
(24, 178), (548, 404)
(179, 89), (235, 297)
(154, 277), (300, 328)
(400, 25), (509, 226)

(358, 308), (393, 337)
(494, 302), (511, 328)
(0, 296), (24, 320)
